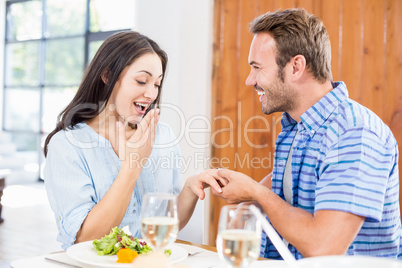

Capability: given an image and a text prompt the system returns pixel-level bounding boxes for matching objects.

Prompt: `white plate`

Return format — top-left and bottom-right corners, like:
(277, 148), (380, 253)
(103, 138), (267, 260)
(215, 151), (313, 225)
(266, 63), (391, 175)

(66, 241), (187, 267)
(297, 255), (402, 268)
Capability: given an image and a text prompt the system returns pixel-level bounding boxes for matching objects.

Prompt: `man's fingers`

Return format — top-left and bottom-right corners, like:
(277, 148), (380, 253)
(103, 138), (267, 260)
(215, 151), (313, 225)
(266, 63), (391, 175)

(217, 168), (234, 180)
(216, 177), (229, 187)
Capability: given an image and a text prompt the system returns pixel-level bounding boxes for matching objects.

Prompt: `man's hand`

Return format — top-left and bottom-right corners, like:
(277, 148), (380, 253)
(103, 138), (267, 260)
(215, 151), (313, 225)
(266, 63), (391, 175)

(214, 169), (262, 204)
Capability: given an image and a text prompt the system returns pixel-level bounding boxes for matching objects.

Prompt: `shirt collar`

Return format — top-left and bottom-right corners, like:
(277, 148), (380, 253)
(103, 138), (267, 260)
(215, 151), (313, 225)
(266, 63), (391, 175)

(280, 81), (349, 135)
(299, 81), (349, 137)
(280, 111), (297, 131)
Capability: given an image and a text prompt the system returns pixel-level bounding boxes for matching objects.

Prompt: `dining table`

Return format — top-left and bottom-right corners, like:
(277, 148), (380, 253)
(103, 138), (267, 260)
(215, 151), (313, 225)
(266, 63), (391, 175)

(10, 239), (287, 268)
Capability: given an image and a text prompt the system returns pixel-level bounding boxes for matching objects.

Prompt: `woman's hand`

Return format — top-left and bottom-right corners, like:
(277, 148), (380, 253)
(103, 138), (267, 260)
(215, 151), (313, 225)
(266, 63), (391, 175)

(177, 169), (229, 229)
(184, 169), (228, 200)
(116, 109), (160, 172)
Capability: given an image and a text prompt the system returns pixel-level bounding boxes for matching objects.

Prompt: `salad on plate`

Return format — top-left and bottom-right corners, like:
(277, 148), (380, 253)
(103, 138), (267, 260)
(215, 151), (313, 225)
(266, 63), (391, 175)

(92, 226), (171, 263)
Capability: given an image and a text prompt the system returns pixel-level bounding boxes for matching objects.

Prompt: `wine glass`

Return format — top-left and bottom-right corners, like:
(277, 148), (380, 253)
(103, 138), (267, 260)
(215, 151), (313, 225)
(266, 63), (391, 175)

(216, 204), (262, 268)
(140, 193), (179, 252)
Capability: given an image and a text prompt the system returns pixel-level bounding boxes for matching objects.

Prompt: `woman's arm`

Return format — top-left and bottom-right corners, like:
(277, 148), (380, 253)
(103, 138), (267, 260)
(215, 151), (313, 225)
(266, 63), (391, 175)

(177, 169), (227, 230)
(75, 165), (141, 243)
(76, 110), (159, 243)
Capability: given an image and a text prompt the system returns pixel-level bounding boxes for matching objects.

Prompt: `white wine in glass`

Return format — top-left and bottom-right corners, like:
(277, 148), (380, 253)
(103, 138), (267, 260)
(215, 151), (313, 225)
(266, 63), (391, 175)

(141, 193), (179, 251)
(217, 205), (262, 268)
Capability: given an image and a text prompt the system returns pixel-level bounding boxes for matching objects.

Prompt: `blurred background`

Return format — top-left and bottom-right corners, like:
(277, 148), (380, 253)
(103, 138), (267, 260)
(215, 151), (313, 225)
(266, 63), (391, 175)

(0, 0), (401, 267)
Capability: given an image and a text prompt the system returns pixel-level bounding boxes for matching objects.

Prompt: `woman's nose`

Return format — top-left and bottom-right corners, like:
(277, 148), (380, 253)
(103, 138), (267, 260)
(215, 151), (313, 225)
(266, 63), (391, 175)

(144, 85), (159, 101)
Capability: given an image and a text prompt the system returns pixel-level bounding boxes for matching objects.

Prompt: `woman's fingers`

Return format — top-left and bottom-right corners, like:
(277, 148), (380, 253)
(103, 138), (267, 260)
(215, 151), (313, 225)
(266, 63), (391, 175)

(149, 109), (159, 147)
(193, 187), (206, 200)
(205, 169), (229, 187)
(116, 121), (127, 160)
(199, 173), (223, 194)
(136, 109), (154, 136)
(127, 109), (158, 145)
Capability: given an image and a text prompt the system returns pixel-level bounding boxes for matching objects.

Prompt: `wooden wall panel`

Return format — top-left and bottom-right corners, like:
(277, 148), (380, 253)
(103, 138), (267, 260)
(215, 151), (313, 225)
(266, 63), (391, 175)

(257, 0), (276, 13)
(384, 0), (402, 213)
(209, 0), (240, 245)
(361, 0), (386, 118)
(295, 0), (315, 13)
(340, 0), (363, 102)
(277, 0), (295, 9)
(319, 0), (341, 81)
(237, 0), (258, 179)
(209, 0), (402, 246)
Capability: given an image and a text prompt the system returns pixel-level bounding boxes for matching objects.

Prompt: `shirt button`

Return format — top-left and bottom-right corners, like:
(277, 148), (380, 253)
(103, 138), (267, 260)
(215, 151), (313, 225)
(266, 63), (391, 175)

(310, 130), (315, 134)
(133, 210), (136, 213)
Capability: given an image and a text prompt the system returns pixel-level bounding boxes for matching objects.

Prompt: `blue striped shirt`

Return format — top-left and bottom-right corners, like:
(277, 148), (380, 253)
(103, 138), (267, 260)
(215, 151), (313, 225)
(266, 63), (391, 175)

(261, 81), (401, 259)
(44, 122), (182, 249)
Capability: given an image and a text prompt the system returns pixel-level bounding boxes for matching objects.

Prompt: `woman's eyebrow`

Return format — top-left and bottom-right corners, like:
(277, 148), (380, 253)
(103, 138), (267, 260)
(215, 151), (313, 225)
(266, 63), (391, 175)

(137, 70), (163, 78)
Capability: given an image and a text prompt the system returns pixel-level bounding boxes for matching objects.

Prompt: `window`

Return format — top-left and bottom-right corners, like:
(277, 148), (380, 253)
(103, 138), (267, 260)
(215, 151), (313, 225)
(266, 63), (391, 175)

(3, 0), (135, 178)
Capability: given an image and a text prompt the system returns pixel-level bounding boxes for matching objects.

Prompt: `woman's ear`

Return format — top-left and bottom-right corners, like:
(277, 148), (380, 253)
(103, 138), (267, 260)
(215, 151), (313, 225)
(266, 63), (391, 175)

(101, 70), (109, 84)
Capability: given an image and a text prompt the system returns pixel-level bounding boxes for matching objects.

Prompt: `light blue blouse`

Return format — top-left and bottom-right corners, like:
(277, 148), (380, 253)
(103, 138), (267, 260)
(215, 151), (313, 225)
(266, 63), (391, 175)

(44, 122), (182, 249)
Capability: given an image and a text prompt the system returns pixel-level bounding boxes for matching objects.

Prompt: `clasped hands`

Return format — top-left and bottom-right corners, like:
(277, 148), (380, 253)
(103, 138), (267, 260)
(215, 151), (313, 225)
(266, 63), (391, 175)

(186, 168), (262, 203)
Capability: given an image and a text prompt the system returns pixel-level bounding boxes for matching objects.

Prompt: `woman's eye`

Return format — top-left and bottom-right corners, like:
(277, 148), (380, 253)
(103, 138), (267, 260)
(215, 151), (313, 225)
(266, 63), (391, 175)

(155, 84), (161, 89)
(136, 80), (146, 85)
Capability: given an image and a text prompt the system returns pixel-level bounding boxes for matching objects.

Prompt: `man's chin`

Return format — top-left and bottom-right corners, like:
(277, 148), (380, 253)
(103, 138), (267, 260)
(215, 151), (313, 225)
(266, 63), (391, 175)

(261, 106), (272, 115)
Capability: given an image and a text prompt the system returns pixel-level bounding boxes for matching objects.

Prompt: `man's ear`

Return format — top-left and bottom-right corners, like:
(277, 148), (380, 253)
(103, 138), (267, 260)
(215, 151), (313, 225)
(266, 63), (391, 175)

(291, 55), (306, 81)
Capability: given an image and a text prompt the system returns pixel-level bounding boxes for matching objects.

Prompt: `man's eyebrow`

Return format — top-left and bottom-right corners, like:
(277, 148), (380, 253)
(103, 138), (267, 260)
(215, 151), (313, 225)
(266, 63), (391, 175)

(137, 70), (163, 78)
(249, 61), (260, 66)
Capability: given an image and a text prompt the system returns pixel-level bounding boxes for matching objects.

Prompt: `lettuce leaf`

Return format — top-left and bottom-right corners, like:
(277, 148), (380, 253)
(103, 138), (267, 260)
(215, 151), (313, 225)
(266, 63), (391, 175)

(93, 227), (122, 256)
(92, 226), (154, 256)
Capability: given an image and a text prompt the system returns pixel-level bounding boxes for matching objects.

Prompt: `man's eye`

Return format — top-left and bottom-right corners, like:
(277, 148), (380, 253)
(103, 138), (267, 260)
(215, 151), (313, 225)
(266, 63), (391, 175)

(136, 80), (146, 85)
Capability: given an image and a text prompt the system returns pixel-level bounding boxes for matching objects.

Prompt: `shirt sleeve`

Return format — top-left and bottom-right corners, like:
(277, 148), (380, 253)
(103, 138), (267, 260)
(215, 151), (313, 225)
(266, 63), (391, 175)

(44, 132), (96, 249)
(315, 127), (396, 222)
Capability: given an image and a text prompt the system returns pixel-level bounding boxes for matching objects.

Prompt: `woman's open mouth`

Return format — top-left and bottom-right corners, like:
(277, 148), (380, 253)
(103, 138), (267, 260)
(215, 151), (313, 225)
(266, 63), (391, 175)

(134, 102), (149, 114)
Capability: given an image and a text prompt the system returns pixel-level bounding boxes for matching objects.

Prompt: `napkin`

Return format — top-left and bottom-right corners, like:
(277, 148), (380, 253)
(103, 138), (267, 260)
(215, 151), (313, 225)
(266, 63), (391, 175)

(44, 251), (82, 267)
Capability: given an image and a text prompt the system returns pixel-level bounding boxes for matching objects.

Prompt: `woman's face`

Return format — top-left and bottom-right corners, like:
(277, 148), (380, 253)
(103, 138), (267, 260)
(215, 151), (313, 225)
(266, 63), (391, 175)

(108, 53), (163, 125)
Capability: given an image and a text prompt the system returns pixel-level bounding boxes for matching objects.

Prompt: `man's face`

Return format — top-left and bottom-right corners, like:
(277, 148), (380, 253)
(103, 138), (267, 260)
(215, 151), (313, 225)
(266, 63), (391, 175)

(246, 33), (296, 115)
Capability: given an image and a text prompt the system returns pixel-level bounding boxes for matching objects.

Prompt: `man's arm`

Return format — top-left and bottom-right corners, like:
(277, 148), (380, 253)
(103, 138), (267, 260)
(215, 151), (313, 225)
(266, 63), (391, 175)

(260, 172), (272, 189)
(216, 169), (365, 257)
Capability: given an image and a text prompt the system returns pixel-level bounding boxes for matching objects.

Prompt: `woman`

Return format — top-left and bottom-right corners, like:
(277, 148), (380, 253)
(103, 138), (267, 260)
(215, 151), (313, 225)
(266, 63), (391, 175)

(43, 31), (223, 249)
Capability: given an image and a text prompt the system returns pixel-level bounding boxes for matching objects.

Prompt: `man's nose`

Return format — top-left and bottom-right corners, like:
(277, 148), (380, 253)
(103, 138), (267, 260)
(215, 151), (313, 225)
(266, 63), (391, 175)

(245, 71), (256, 87)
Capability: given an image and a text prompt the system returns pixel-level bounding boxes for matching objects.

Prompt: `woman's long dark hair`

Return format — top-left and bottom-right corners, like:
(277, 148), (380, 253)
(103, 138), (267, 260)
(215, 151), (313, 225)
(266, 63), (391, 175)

(43, 31), (168, 156)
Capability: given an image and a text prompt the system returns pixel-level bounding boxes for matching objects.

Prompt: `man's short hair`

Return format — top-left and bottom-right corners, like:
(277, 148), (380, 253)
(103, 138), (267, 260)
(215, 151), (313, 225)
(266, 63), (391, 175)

(250, 8), (333, 83)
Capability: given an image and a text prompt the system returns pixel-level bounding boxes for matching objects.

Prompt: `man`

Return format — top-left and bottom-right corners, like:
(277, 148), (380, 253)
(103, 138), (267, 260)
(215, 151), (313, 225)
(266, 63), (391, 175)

(214, 8), (401, 260)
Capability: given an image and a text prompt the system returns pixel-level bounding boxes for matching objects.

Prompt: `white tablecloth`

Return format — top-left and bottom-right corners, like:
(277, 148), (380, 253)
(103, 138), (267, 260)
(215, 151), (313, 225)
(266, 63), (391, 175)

(10, 243), (287, 268)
